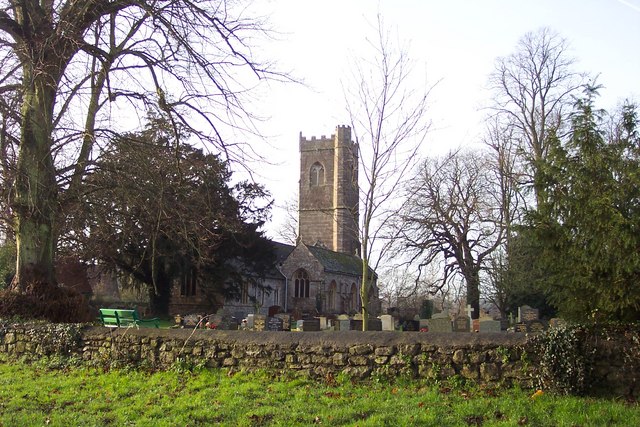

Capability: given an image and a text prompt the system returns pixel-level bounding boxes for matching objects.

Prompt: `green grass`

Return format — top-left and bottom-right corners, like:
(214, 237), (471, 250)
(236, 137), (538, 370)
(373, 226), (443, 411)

(0, 360), (637, 426)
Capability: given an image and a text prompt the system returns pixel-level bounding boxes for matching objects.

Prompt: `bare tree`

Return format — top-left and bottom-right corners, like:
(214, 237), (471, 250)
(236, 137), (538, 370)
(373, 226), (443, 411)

(397, 149), (505, 319)
(344, 14), (432, 329)
(0, 1), (285, 294)
(480, 118), (525, 317)
(489, 27), (585, 206)
(275, 195), (299, 245)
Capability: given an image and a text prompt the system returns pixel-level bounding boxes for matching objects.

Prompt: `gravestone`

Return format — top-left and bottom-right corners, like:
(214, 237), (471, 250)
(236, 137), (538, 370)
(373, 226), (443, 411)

(419, 319), (430, 331)
(266, 316), (284, 331)
(514, 323), (529, 333)
(253, 314), (266, 331)
(402, 320), (419, 331)
(479, 319), (502, 332)
(318, 316), (327, 330)
(301, 318), (321, 331)
(275, 313), (291, 330)
(380, 314), (395, 331)
(432, 310), (450, 319)
(549, 318), (567, 329)
(218, 317), (238, 330)
(183, 314), (202, 327)
(353, 313), (363, 320)
(367, 318), (382, 331)
(527, 320), (546, 333)
(338, 319), (351, 331)
(518, 305), (539, 323)
(246, 314), (255, 329)
(453, 315), (471, 332)
(427, 317), (452, 333)
(351, 320), (363, 331)
(268, 305), (280, 317)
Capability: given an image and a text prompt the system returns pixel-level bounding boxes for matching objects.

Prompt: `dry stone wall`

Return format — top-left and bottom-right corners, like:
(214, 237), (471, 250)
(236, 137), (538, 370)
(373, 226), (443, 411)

(0, 324), (636, 397)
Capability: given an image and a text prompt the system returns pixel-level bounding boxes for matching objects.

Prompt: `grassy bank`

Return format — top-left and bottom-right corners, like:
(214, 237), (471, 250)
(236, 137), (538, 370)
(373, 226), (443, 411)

(0, 360), (637, 426)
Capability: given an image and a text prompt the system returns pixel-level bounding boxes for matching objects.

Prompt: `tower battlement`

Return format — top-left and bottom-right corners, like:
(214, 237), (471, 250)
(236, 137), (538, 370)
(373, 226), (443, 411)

(299, 125), (354, 149)
(298, 125), (360, 256)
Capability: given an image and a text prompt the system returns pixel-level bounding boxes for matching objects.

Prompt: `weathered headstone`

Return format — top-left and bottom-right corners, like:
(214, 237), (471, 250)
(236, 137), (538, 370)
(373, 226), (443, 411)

(380, 314), (395, 331)
(432, 310), (450, 319)
(275, 313), (291, 330)
(514, 323), (528, 333)
(518, 305), (539, 323)
(527, 320), (546, 333)
(453, 315), (471, 332)
(465, 304), (475, 320)
(351, 320), (363, 331)
(427, 317), (452, 333)
(183, 314), (201, 327)
(268, 305), (280, 317)
(246, 314), (255, 329)
(305, 318), (321, 331)
(218, 317), (238, 330)
(549, 318), (567, 329)
(402, 320), (419, 331)
(253, 314), (266, 331)
(318, 316), (327, 330)
(367, 318), (382, 331)
(479, 319), (502, 332)
(338, 319), (351, 331)
(266, 316), (284, 331)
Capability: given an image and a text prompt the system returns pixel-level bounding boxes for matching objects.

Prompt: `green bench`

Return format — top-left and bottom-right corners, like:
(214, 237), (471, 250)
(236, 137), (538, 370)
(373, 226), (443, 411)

(99, 308), (160, 328)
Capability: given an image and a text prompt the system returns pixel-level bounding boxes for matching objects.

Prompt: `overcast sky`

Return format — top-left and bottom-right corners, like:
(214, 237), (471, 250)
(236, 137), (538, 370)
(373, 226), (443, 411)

(244, 0), (640, 242)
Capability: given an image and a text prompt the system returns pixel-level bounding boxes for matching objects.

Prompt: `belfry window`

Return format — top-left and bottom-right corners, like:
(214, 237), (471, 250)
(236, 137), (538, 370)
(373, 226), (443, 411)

(310, 162), (325, 187)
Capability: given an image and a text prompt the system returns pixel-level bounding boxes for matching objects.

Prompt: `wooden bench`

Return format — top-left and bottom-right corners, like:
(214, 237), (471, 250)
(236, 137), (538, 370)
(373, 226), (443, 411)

(99, 308), (160, 328)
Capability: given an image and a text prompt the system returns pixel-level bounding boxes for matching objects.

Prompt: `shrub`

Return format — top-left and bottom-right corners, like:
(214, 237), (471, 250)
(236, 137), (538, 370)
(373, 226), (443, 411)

(531, 324), (595, 395)
(532, 322), (640, 397)
(0, 281), (92, 323)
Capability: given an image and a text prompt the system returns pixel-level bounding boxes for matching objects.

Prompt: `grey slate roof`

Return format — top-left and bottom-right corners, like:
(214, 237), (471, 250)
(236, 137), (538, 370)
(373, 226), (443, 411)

(307, 245), (365, 277)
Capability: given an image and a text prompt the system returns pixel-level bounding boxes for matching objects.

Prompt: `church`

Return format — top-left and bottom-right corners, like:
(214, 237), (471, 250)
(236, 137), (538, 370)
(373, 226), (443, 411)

(169, 125), (380, 319)
(89, 126), (379, 319)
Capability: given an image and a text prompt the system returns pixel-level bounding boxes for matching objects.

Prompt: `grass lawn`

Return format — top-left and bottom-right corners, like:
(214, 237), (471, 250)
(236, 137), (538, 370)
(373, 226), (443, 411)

(0, 360), (637, 426)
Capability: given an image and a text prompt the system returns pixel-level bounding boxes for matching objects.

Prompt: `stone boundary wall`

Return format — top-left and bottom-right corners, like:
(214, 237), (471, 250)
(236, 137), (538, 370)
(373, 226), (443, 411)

(0, 325), (635, 396)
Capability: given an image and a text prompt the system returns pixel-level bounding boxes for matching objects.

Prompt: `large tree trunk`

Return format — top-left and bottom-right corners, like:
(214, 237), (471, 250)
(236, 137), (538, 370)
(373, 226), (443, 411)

(466, 270), (481, 320)
(10, 68), (59, 292)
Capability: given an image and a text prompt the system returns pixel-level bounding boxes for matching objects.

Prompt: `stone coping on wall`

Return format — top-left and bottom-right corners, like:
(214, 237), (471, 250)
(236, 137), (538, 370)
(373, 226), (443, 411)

(83, 327), (529, 348)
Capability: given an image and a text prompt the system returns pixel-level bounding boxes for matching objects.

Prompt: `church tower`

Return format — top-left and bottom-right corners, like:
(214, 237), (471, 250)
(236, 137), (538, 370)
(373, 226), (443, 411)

(298, 125), (360, 255)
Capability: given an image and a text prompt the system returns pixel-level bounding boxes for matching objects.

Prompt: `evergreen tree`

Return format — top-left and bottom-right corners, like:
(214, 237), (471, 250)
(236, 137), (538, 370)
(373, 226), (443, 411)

(527, 86), (640, 321)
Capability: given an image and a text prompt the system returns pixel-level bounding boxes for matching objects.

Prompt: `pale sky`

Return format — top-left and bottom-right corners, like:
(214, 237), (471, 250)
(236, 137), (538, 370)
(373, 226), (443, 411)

(243, 0), (640, 241)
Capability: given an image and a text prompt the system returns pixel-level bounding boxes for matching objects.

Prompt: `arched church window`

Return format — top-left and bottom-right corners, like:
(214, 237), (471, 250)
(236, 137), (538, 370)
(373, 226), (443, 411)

(327, 281), (337, 311)
(350, 283), (358, 311)
(294, 269), (310, 298)
(310, 162), (325, 187)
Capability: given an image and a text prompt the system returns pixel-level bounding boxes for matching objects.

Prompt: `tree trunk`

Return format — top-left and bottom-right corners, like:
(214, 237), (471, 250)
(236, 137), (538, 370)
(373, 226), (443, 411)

(10, 70), (59, 292)
(466, 270), (481, 320)
(360, 239), (370, 331)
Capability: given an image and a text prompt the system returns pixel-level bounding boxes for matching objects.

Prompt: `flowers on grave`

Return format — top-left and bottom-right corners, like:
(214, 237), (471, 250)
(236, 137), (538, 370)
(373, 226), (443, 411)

(531, 389), (544, 399)
(204, 321), (218, 330)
